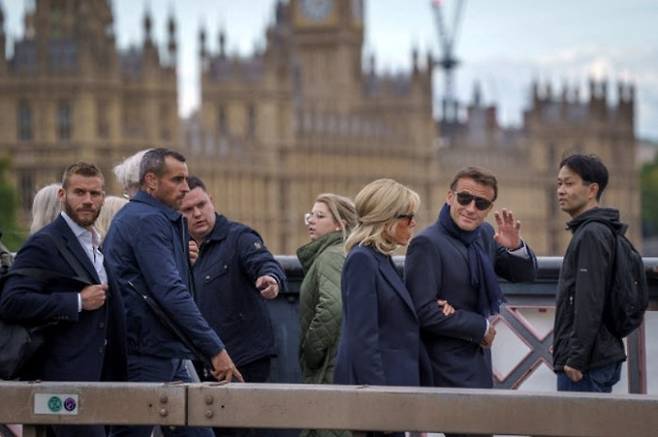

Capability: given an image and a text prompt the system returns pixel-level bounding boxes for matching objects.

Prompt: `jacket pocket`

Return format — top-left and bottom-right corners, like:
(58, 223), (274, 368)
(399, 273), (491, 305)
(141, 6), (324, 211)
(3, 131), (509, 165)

(202, 263), (229, 284)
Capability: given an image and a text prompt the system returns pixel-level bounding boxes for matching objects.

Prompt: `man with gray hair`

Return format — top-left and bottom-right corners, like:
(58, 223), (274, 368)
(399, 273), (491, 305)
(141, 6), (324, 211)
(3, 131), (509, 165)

(104, 148), (242, 437)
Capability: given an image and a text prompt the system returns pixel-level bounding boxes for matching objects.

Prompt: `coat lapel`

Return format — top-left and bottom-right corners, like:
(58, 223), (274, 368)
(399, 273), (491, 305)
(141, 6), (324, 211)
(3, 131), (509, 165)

(54, 216), (100, 284)
(376, 252), (418, 320)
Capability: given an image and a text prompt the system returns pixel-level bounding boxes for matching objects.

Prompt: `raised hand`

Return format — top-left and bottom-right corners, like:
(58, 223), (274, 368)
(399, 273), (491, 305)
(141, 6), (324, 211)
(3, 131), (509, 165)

(493, 208), (522, 250)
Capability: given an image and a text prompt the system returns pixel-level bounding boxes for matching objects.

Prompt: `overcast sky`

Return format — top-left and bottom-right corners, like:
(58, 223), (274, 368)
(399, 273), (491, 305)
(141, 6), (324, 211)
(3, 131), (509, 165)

(3, 0), (658, 140)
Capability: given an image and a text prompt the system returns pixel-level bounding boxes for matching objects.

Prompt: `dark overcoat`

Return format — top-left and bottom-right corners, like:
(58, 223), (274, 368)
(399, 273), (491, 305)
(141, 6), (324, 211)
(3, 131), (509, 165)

(405, 221), (537, 388)
(335, 245), (430, 387)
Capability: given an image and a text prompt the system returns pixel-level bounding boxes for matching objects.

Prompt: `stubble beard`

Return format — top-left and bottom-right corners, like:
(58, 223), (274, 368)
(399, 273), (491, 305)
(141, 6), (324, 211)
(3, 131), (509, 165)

(64, 198), (100, 228)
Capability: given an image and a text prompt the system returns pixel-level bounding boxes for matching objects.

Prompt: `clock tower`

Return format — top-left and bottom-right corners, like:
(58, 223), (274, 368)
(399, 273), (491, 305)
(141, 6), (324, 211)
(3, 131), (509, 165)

(290, 0), (365, 112)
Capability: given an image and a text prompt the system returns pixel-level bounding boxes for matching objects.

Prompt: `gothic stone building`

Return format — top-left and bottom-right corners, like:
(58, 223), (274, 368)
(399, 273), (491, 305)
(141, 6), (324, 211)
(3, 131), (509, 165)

(0, 0), (179, 211)
(0, 0), (640, 255)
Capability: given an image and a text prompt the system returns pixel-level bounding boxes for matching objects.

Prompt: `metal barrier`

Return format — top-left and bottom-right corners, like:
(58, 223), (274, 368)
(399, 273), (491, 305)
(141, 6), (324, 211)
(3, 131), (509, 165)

(1, 382), (657, 437)
(2, 257), (657, 436)
(268, 256), (658, 393)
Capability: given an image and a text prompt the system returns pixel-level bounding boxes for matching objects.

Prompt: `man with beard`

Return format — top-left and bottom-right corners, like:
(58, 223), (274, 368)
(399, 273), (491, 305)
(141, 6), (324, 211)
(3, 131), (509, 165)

(0, 162), (127, 437)
(104, 148), (242, 437)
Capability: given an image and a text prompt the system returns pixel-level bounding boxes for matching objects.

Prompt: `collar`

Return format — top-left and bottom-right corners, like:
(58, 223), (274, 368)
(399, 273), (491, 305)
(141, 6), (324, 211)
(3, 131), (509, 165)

(132, 190), (182, 222)
(297, 231), (343, 271)
(204, 213), (230, 243)
(61, 211), (101, 246)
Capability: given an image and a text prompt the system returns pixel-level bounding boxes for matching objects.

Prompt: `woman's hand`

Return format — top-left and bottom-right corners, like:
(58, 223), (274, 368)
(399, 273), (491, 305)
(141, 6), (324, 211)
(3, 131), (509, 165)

(437, 299), (455, 316)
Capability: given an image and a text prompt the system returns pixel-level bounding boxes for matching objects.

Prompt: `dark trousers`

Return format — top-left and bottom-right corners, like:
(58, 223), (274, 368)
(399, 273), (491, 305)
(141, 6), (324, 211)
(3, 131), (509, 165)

(197, 356), (272, 437)
(557, 361), (622, 393)
(110, 354), (214, 437)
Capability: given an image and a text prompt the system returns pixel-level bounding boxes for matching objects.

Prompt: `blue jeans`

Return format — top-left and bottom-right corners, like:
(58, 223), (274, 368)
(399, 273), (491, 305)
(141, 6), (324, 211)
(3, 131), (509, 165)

(557, 361), (622, 393)
(110, 354), (214, 437)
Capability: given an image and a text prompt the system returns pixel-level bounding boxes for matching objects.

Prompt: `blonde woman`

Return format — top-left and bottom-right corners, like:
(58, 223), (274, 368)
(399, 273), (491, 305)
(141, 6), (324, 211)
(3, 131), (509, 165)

(95, 195), (129, 241)
(334, 179), (443, 437)
(30, 183), (62, 234)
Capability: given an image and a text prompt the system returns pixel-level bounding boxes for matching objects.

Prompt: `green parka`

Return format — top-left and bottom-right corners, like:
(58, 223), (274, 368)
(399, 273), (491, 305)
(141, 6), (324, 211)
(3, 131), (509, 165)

(297, 231), (351, 437)
(298, 231), (345, 385)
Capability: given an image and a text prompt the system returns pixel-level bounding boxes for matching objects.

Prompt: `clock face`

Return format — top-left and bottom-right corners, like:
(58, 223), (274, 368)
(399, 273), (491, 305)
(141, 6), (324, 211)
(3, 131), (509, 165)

(300, 0), (335, 22)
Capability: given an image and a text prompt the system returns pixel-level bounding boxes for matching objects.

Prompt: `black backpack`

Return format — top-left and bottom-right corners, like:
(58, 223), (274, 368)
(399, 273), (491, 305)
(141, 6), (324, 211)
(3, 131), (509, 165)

(593, 221), (649, 338)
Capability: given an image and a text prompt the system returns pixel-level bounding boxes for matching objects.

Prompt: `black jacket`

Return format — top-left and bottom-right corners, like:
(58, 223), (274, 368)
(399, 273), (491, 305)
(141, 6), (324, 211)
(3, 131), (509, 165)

(192, 214), (286, 368)
(553, 207), (627, 372)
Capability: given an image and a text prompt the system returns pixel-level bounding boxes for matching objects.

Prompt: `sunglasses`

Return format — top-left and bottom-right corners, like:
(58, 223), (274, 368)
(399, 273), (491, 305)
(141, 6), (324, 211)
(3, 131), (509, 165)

(395, 213), (416, 224)
(454, 191), (493, 211)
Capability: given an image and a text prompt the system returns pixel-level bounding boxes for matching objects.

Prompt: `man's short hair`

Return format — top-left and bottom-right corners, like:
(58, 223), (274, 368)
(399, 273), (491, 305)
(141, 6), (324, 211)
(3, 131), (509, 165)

(61, 162), (104, 189)
(559, 154), (609, 200)
(139, 148), (186, 184)
(449, 166), (498, 201)
(187, 175), (207, 192)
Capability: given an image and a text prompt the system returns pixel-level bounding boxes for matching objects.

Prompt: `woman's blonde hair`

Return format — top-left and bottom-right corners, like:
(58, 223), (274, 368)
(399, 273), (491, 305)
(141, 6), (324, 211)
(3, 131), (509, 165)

(30, 183), (62, 235)
(344, 178), (420, 255)
(315, 193), (357, 240)
(96, 195), (129, 241)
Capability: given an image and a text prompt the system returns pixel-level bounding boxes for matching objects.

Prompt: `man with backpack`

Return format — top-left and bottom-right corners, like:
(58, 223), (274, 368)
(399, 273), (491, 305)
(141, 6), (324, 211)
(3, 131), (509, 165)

(554, 154), (646, 393)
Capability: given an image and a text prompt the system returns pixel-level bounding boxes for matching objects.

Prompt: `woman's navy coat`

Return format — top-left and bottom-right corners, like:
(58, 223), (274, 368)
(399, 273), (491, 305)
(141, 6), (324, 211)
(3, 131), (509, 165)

(334, 244), (429, 387)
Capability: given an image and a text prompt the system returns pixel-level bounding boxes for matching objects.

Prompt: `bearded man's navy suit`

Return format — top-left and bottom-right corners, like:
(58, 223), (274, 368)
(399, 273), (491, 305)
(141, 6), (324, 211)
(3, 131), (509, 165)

(0, 215), (127, 436)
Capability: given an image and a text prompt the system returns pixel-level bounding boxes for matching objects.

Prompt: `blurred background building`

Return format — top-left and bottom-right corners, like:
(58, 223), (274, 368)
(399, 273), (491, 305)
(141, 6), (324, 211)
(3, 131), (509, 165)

(0, 0), (641, 254)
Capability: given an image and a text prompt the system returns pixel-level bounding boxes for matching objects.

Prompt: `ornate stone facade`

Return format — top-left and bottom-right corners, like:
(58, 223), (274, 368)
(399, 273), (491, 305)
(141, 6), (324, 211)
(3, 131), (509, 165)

(0, 0), (640, 255)
(0, 0), (178, 210)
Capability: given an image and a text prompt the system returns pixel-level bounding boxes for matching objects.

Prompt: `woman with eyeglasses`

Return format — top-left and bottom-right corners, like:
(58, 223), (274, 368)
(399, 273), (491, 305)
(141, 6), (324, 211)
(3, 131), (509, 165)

(334, 179), (451, 437)
(297, 193), (357, 437)
(298, 194), (357, 382)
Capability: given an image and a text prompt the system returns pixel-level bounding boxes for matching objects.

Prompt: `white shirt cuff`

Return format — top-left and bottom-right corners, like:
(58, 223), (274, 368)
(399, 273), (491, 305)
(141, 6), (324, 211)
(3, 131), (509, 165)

(78, 293), (82, 312)
(508, 241), (529, 259)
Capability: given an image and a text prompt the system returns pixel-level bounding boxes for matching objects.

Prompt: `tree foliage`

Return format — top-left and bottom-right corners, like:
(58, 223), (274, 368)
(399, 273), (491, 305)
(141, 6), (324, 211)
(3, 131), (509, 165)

(0, 158), (26, 251)
(641, 155), (658, 237)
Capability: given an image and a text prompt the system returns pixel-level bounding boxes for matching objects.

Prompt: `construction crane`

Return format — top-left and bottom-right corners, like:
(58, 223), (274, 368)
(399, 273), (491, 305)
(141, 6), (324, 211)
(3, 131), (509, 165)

(431, 0), (466, 124)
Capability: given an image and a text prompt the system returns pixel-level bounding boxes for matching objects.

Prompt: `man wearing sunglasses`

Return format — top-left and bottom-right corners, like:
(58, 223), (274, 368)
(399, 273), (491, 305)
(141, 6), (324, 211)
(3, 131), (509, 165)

(405, 167), (537, 435)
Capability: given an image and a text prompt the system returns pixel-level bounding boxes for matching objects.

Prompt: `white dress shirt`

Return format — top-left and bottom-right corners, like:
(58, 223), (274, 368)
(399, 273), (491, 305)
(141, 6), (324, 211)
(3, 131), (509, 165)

(61, 212), (107, 311)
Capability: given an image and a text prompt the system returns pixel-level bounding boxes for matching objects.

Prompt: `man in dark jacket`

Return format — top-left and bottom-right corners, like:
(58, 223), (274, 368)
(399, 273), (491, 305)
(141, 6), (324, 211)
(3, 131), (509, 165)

(180, 176), (285, 379)
(405, 166), (537, 437)
(104, 149), (242, 437)
(0, 162), (127, 437)
(180, 176), (285, 437)
(554, 154), (626, 392)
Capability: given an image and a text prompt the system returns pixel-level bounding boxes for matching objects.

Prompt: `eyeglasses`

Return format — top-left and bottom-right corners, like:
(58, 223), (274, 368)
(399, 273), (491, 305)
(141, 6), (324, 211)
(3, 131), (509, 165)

(395, 213), (416, 224)
(454, 191), (493, 211)
(304, 212), (330, 225)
